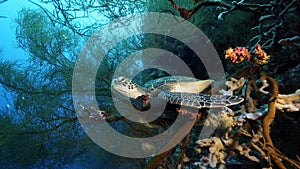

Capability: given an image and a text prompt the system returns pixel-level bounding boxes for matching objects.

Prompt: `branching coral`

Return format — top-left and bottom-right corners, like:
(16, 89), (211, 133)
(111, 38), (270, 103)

(259, 77), (270, 95)
(237, 104), (269, 122)
(220, 77), (246, 96)
(194, 113), (265, 168)
(167, 0), (298, 51)
(278, 36), (300, 50)
(259, 73), (287, 169)
(195, 137), (227, 169)
(276, 89), (300, 112)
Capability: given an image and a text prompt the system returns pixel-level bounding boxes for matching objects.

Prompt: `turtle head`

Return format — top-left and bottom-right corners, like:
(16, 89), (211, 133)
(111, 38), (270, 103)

(112, 76), (151, 111)
(111, 76), (147, 99)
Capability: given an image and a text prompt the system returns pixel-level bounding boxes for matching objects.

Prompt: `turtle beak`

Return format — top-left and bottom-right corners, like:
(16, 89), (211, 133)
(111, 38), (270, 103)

(111, 78), (119, 87)
(111, 78), (130, 97)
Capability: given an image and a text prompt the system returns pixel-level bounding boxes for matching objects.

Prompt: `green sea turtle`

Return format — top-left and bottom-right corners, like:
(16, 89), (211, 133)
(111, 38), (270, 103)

(111, 76), (244, 113)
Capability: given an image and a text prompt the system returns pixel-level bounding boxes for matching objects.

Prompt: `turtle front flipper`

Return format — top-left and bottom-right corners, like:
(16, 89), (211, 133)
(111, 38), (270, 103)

(131, 95), (151, 111)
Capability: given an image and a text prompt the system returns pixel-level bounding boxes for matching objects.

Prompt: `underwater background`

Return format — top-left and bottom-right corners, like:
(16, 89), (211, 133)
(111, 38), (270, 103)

(0, 0), (299, 168)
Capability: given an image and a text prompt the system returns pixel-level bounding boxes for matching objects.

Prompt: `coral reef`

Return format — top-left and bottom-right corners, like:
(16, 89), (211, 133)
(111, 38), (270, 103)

(195, 137), (226, 169)
(191, 45), (300, 169)
(145, 44), (299, 169)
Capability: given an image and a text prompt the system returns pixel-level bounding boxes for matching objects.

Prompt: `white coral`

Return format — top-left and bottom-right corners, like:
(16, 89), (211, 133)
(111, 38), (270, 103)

(276, 89), (300, 112)
(196, 137), (227, 168)
(220, 77), (246, 96)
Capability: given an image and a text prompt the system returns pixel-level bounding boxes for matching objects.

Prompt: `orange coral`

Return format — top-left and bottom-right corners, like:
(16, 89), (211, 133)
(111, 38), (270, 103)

(225, 46), (251, 63)
(225, 44), (270, 65)
(254, 44), (270, 65)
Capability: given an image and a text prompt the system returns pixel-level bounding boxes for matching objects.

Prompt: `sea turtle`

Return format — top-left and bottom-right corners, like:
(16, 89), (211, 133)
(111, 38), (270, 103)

(111, 76), (244, 113)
